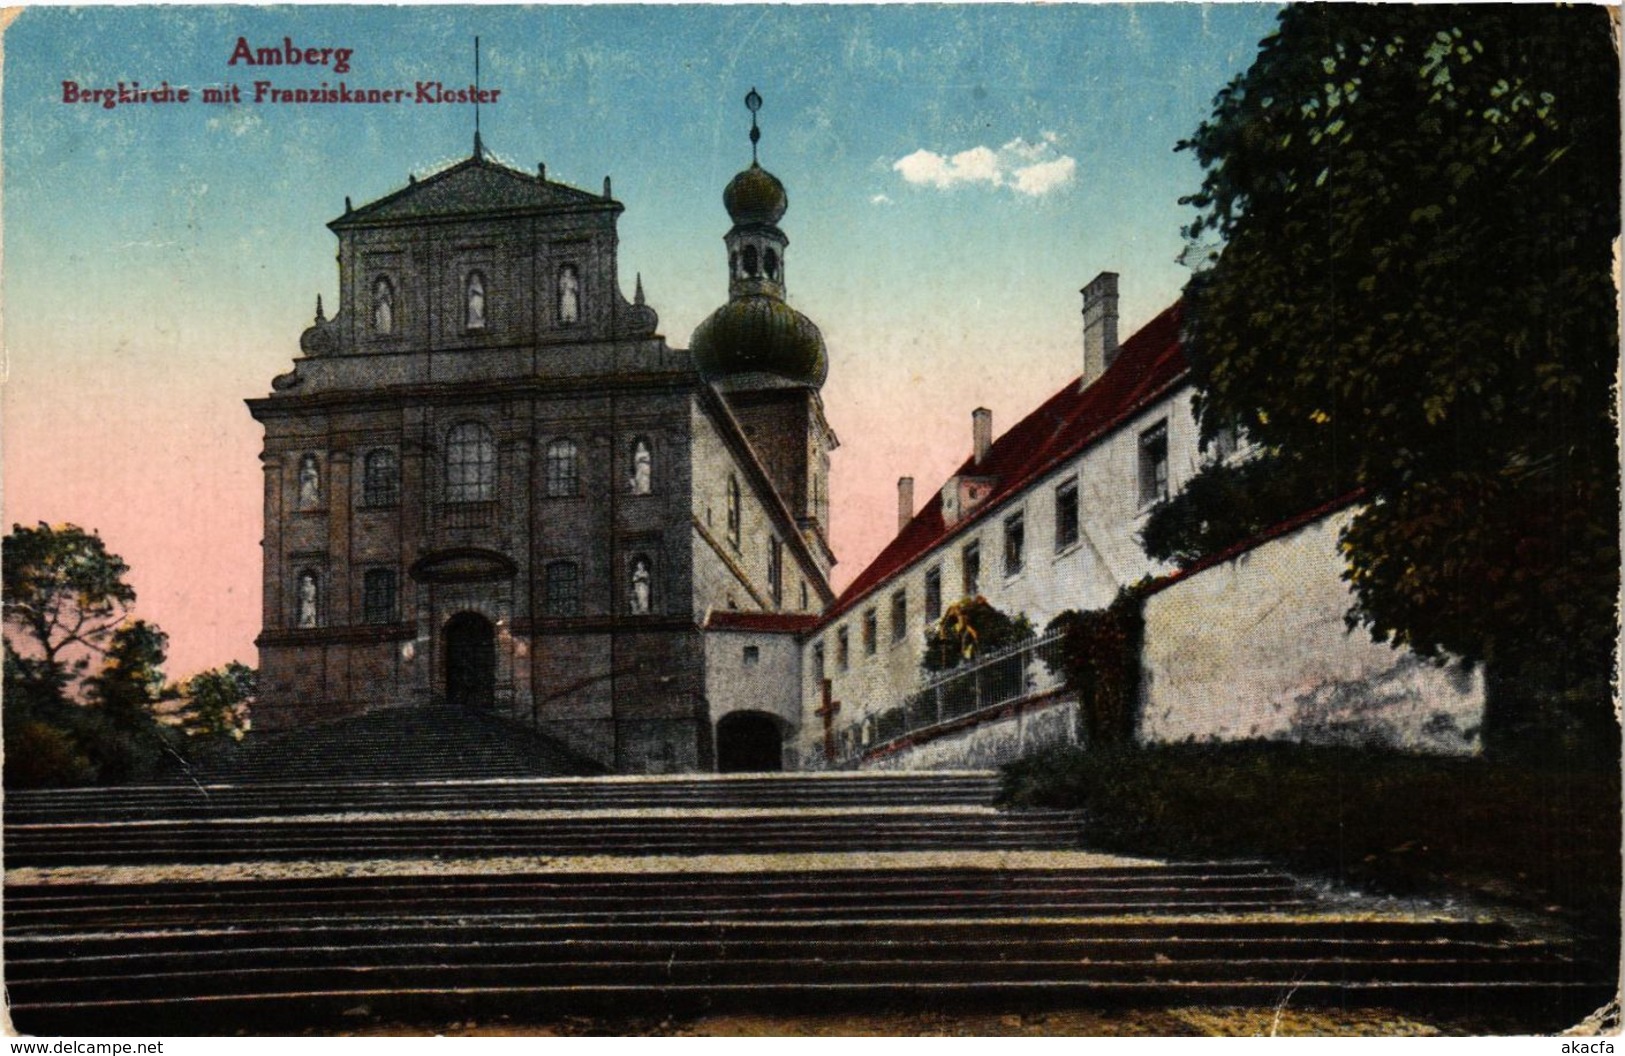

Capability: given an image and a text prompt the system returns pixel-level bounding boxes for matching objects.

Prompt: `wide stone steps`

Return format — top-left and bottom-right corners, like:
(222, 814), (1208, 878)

(176, 706), (603, 786)
(5, 769), (1608, 1034)
(4, 773), (1003, 824)
(5, 866), (1596, 1034)
(4, 813), (1077, 867)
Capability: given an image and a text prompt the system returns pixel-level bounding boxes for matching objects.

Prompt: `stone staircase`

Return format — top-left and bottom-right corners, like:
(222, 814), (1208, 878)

(4, 746), (1610, 1034)
(177, 705), (603, 785)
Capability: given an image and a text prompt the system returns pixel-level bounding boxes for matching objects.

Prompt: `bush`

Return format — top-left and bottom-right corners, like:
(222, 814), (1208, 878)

(922, 597), (1033, 673)
(1000, 740), (1621, 947)
(1043, 588), (1145, 746)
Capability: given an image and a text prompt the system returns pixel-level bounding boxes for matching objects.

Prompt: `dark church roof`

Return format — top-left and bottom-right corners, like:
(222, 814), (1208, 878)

(825, 302), (1188, 623)
(331, 153), (616, 229)
(691, 295), (828, 387)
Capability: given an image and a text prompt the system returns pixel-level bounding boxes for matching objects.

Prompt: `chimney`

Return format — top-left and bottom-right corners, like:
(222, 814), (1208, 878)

(897, 477), (915, 533)
(1080, 271), (1120, 390)
(972, 408), (992, 467)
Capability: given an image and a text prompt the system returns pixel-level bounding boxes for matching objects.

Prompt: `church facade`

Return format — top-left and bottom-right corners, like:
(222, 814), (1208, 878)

(248, 105), (837, 773)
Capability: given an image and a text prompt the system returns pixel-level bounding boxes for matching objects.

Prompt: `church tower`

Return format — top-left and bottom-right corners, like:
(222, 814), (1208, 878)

(690, 90), (839, 574)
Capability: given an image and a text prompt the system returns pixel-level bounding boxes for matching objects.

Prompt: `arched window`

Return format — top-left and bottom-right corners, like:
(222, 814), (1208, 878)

(545, 439), (579, 498)
(362, 449), (398, 507)
(544, 560), (581, 617)
(465, 271), (486, 330)
(371, 276), (394, 334)
(629, 437), (652, 495)
(742, 245), (759, 278)
(297, 454), (322, 509)
(726, 475), (742, 551)
(558, 265), (580, 325)
(764, 248), (780, 281)
(295, 569), (320, 628)
(362, 568), (397, 624)
(629, 554), (653, 615)
(445, 422), (495, 503)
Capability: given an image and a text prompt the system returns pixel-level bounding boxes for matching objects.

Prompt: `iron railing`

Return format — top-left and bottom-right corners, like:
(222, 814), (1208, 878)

(842, 630), (1066, 760)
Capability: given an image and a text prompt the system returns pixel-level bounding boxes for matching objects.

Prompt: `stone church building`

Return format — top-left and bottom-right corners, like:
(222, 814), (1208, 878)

(248, 102), (838, 774)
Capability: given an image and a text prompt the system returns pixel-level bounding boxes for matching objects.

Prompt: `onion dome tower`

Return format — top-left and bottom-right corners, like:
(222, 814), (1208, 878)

(691, 89), (828, 388)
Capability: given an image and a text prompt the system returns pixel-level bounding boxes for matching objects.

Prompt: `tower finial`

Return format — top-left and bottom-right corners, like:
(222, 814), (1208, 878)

(472, 36), (483, 158)
(745, 87), (762, 164)
(315, 294), (325, 322)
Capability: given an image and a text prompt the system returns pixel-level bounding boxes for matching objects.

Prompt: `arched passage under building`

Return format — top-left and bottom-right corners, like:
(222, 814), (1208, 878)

(715, 711), (785, 772)
(444, 612), (496, 711)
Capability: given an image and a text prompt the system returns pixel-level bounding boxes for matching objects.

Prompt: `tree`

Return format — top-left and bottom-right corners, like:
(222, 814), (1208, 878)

(1173, 6), (1619, 757)
(179, 662), (255, 739)
(922, 597), (1033, 673)
(85, 620), (173, 728)
(3, 523), (136, 687)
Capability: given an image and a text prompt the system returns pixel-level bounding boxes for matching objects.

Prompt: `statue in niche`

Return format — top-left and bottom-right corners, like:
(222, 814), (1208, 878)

(466, 272), (485, 330)
(297, 571), (319, 628)
(629, 438), (652, 495)
(629, 556), (652, 615)
(297, 454), (321, 508)
(372, 277), (393, 334)
(558, 265), (580, 325)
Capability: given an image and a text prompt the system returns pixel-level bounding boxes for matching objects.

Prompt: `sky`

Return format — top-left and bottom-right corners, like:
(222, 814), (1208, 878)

(2, 4), (1283, 680)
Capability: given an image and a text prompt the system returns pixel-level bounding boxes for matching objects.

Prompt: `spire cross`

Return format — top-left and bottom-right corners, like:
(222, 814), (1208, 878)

(745, 87), (762, 163)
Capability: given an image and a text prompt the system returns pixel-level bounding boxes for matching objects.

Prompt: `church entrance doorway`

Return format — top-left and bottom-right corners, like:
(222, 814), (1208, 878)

(444, 612), (495, 711)
(716, 711), (784, 772)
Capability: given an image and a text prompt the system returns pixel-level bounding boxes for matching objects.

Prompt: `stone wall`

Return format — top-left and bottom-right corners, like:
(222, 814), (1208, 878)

(1139, 506), (1483, 754)
(863, 696), (1080, 771)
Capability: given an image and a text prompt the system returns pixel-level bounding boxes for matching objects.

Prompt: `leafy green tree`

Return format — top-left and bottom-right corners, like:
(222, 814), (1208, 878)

(3, 522), (136, 687)
(179, 662), (256, 739)
(85, 620), (173, 727)
(1173, 5), (1618, 757)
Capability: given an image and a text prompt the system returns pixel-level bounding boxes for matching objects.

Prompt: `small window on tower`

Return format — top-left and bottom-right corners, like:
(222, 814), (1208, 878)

(743, 645), (760, 667)
(727, 475), (742, 551)
(764, 248), (779, 280)
(743, 244), (760, 277)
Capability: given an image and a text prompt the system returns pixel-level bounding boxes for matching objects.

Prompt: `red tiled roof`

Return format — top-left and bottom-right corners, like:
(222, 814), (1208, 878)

(704, 611), (823, 633)
(825, 302), (1188, 624)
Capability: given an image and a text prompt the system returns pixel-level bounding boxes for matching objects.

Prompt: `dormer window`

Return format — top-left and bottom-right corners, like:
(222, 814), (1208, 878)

(558, 265), (580, 325)
(465, 271), (486, 330)
(371, 276), (395, 334)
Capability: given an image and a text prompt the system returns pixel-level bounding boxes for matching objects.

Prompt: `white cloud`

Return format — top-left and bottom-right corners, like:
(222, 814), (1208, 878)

(870, 194), (893, 206)
(892, 134), (1076, 197)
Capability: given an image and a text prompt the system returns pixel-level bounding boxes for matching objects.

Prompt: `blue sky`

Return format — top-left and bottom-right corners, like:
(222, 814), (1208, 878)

(3, 4), (1282, 675)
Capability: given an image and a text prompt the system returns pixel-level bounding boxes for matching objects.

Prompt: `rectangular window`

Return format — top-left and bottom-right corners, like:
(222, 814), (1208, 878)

(800, 580), (809, 611)
(362, 449), (399, 507)
(1211, 421), (1240, 462)
(812, 643), (825, 684)
(890, 590), (907, 642)
(923, 566), (943, 623)
(743, 645), (760, 667)
(769, 537), (784, 608)
(362, 569), (396, 625)
(1055, 479), (1080, 551)
(1003, 511), (1025, 577)
(544, 560), (582, 617)
(544, 439), (579, 498)
(1139, 421), (1170, 507)
(837, 627), (850, 671)
(961, 541), (981, 597)
(863, 609), (878, 656)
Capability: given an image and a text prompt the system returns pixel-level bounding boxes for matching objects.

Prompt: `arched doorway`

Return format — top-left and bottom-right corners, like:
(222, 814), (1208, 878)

(444, 612), (495, 711)
(716, 711), (784, 772)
